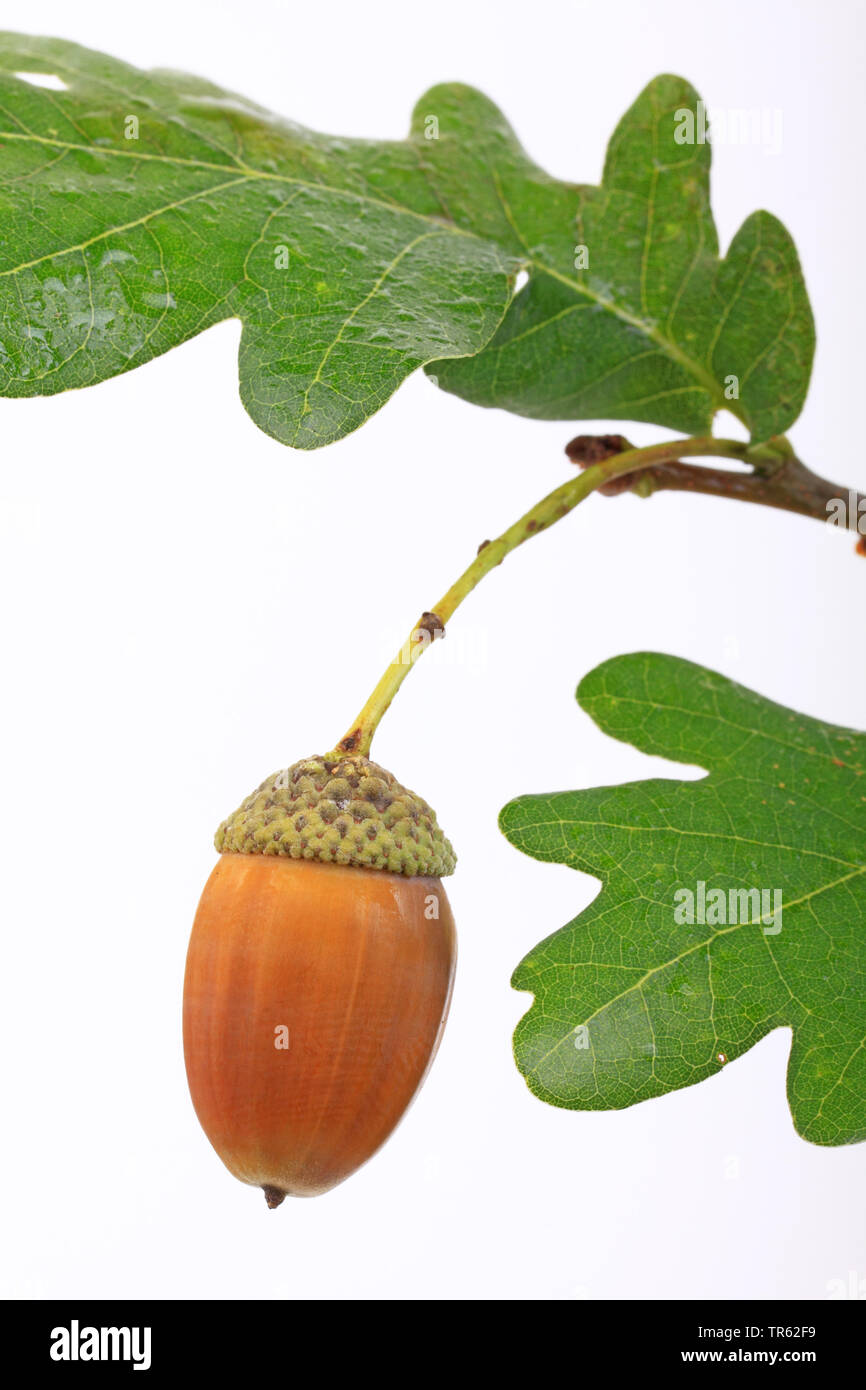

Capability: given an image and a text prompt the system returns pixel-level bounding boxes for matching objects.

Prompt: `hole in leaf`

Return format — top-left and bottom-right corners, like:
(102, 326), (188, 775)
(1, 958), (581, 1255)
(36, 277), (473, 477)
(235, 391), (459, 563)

(514, 269), (529, 293)
(14, 72), (68, 90)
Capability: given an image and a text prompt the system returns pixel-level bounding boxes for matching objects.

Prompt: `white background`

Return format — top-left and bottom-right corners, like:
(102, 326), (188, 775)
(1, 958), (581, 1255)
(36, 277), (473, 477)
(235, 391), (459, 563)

(1, 0), (864, 1301)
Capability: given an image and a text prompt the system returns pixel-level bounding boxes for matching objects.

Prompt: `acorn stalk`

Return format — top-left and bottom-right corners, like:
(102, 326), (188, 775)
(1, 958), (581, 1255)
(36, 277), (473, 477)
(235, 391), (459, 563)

(184, 435), (701, 1206)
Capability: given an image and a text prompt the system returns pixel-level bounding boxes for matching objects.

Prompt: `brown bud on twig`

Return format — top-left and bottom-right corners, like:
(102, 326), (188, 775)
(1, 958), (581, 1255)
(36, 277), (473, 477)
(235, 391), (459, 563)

(565, 433), (632, 465)
(414, 611), (445, 641)
(565, 434), (638, 495)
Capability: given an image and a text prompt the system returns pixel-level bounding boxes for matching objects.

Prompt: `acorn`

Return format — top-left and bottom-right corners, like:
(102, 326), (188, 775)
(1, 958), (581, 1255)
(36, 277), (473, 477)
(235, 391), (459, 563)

(183, 753), (457, 1204)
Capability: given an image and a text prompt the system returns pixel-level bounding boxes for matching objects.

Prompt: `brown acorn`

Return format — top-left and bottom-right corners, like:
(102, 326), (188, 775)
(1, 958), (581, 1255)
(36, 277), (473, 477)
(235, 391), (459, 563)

(183, 755), (456, 1203)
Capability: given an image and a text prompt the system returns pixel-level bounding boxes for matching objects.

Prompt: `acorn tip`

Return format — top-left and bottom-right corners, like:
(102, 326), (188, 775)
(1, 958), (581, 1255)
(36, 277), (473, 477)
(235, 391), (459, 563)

(263, 1185), (287, 1209)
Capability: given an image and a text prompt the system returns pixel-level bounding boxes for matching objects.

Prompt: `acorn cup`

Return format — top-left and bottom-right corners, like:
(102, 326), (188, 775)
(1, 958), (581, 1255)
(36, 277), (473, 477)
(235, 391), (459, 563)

(183, 755), (457, 1204)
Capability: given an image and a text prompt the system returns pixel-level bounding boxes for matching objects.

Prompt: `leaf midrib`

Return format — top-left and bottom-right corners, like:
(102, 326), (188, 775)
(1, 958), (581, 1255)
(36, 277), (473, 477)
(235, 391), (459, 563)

(1, 127), (733, 412)
(0, 129), (480, 242)
(489, 161), (729, 414)
(533, 260), (728, 413)
(525, 864), (866, 1080)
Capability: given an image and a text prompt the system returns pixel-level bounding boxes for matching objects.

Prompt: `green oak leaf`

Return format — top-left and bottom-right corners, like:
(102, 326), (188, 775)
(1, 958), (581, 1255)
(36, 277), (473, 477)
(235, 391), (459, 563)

(431, 76), (815, 443)
(0, 34), (516, 448)
(501, 653), (865, 1146)
(0, 42), (813, 449)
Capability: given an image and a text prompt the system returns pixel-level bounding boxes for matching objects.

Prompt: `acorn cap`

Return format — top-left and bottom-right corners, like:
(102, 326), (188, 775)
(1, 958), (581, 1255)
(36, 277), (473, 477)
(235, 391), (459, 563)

(215, 754), (456, 878)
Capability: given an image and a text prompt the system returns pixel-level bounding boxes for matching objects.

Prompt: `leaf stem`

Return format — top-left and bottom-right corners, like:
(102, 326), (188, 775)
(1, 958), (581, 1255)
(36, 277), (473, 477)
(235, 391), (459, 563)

(332, 434), (766, 758)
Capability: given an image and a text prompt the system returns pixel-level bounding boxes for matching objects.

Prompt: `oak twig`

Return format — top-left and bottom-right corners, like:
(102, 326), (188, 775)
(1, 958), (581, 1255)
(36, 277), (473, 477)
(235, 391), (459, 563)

(566, 433), (866, 535)
(333, 433), (864, 758)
